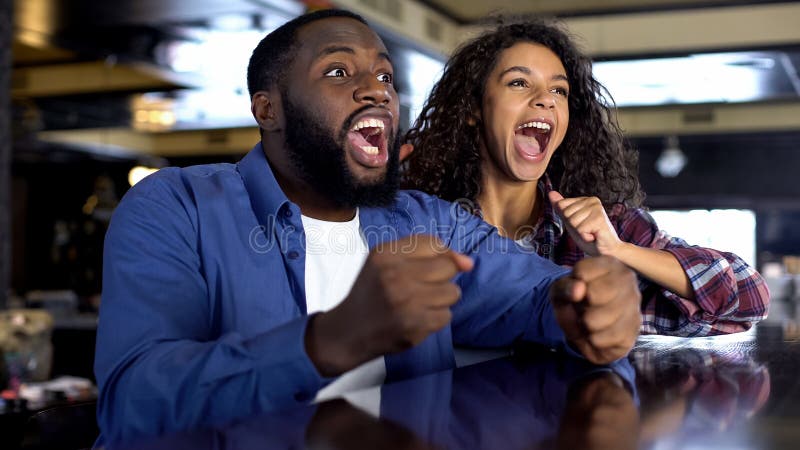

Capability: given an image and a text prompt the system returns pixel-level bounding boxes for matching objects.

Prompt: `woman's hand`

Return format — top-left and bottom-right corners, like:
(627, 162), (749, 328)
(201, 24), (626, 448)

(549, 191), (695, 299)
(548, 191), (623, 258)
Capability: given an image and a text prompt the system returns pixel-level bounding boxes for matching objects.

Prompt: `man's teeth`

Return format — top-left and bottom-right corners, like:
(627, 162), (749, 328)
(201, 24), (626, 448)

(352, 119), (385, 133)
(361, 146), (379, 155)
(518, 121), (551, 132)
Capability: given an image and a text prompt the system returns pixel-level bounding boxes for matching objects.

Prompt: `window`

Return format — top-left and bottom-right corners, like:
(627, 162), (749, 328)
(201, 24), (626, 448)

(649, 209), (756, 267)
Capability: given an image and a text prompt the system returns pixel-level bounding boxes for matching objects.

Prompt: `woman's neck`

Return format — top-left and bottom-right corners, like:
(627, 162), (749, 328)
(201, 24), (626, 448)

(476, 162), (543, 240)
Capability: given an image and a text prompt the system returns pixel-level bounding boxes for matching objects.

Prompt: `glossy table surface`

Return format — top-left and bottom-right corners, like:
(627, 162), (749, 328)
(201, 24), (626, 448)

(110, 323), (800, 450)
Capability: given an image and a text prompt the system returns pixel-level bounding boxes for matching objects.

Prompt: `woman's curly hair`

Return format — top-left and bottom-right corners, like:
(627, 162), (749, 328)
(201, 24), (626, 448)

(402, 18), (644, 209)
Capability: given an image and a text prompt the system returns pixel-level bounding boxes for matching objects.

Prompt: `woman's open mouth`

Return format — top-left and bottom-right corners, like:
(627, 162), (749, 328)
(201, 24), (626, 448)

(513, 120), (552, 161)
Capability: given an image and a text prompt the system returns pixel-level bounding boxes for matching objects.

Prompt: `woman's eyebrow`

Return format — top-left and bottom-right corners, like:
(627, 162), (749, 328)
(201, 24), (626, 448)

(498, 66), (569, 84)
(498, 66), (531, 77)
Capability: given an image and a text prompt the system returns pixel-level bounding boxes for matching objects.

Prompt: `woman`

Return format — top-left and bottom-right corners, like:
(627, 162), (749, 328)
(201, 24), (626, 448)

(403, 19), (769, 336)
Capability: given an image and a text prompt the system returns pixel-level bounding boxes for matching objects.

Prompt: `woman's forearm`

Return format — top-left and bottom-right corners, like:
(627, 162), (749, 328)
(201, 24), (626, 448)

(611, 242), (695, 299)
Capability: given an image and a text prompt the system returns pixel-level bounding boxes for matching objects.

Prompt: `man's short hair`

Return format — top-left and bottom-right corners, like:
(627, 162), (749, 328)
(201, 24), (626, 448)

(246, 9), (368, 98)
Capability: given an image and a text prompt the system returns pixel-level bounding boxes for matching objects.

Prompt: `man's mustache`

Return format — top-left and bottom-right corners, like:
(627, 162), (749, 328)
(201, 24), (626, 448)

(339, 105), (396, 146)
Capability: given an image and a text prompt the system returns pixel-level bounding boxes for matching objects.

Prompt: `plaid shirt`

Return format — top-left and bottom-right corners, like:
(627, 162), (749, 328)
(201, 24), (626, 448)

(498, 175), (770, 337)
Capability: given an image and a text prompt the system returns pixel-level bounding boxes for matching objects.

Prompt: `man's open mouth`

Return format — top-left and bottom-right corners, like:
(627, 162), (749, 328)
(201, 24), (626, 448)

(346, 117), (389, 168)
(514, 120), (552, 158)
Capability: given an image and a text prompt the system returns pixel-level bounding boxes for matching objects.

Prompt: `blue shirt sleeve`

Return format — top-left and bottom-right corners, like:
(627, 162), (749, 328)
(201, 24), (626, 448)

(95, 173), (329, 444)
(412, 194), (573, 351)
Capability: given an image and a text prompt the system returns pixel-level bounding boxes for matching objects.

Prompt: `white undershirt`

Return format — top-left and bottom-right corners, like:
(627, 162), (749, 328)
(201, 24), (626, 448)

(301, 211), (384, 414)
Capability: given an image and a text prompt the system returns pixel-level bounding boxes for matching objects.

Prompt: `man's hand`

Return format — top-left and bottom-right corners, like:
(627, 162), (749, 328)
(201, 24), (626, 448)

(399, 143), (414, 162)
(551, 256), (641, 364)
(558, 372), (639, 450)
(305, 234), (473, 376)
(548, 191), (622, 257)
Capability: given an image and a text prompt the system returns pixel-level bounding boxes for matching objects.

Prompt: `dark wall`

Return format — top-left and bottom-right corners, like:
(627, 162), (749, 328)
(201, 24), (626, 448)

(632, 130), (800, 264)
(9, 150), (246, 297)
(757, 210), (800, 261)
(1, 0), (12, 307)
(11, 152), (131, 299)
(634, 131), (800, 210)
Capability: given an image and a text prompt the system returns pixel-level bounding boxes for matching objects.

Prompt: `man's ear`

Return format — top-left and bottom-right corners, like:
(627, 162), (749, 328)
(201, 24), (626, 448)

(251, 90), (282, 132)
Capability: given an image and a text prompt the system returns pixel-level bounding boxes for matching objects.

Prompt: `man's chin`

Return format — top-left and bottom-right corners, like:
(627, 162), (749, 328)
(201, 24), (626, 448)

(348, 165), (388, 186)
(346, 172), (399, 208)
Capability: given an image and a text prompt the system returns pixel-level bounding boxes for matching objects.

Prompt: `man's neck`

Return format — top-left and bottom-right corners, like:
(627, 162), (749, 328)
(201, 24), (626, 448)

(262, 145), (357, 222)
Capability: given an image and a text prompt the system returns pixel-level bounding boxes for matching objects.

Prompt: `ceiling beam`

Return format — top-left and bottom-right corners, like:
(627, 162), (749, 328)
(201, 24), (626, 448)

(617, 102), (800, 137)
(37, 127), (260, 157)
(565, 3), (800, 57)
(12, 35), (74, 65)
(12, 61), (201, 98)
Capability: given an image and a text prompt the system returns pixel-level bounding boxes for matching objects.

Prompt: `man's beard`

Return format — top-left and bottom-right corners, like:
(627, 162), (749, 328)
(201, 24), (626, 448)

(282, 97), (400, 209)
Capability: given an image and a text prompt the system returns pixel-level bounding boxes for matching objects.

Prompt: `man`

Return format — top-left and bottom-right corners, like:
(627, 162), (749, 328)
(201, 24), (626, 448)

(95, 9), (641, 444)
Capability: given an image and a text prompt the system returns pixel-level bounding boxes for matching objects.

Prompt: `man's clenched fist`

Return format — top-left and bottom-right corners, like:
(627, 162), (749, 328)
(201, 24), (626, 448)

(551, 256), (641, 364)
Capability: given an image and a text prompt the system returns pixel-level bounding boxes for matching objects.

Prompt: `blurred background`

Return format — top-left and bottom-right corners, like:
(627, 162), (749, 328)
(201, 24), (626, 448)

(1, 0), (800, 387)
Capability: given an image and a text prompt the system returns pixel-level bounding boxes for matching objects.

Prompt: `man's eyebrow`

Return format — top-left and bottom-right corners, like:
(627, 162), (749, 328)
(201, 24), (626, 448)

(317, 45), (356, 58)
(315, 45), (393, 65)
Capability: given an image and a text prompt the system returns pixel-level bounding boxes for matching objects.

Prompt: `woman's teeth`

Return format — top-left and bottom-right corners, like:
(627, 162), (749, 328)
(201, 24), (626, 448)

(517, 121), (551, 132)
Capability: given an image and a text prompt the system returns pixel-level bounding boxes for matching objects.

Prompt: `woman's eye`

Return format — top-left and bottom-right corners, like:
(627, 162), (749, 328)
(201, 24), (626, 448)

(508, 79), (527, 88)
(552, 87), (569, 97)
(324, 68), (348, 77)
(377, 73), (393, 83)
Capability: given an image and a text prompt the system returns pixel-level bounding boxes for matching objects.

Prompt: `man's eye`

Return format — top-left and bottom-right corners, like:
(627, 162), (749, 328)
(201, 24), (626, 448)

(324, 68), (348, 77)
(377, 73), (393, 83)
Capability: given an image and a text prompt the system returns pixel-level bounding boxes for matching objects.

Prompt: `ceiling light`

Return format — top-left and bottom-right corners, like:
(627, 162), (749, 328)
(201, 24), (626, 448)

(655, 135), (687, 178)
(128, 166), (159, 187)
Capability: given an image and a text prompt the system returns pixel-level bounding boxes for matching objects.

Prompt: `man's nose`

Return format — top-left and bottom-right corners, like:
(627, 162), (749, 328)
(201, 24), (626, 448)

(354, 75), (392, 106)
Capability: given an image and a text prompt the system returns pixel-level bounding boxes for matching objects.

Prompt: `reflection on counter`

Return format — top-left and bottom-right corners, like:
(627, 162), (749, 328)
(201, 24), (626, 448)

(111, 353), (637, 450)
(108, 330), (789, 450)
(631, 334), (770, 449)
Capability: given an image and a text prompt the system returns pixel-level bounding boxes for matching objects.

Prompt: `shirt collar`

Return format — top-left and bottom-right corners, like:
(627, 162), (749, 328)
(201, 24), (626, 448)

(537, 174), (564, 237)
(237, 142), (291, 229)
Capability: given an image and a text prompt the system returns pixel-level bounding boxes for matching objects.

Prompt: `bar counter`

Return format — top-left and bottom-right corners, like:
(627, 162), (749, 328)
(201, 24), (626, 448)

(109, 323), (798, 450)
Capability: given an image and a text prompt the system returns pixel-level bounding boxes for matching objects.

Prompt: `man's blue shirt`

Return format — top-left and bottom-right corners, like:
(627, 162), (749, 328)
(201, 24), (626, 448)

(95, 144), (571, 444)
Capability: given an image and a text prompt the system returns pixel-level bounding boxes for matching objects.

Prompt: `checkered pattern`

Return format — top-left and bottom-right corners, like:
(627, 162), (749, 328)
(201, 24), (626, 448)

(486, 175), (770, 336)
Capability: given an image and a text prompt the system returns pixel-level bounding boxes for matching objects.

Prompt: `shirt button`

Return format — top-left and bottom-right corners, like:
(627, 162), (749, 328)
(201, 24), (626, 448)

(287, 250), (300, 260)
(294, 391), (310, 402)
(284, 209), (293, 218)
